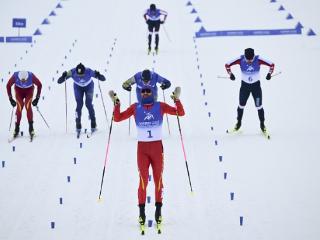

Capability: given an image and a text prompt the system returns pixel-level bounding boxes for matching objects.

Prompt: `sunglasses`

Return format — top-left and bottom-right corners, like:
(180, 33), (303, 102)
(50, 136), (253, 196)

(141, 88), (152, 94)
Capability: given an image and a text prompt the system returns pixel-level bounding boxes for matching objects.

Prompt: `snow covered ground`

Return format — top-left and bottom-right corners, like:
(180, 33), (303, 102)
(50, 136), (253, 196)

(1, 0), (320, 239)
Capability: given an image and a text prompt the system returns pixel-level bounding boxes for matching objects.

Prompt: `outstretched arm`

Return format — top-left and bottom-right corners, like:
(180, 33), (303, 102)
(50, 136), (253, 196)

(94, 70), (106, 81)
(57, 70), (72, 84)
(259, 57), (274, 80)
(259, 58), (275, 74)
(225, 58), (240, 80)
(157, 74), (171, 90)
(160, 10), (168, 22)
(32, 74), (42, 97)
(122, 76), (135, 91)
(6, 76), (15, 98)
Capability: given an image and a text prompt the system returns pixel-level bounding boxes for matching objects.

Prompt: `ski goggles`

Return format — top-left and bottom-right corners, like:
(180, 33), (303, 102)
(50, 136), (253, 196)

(141, 88), (152, 94)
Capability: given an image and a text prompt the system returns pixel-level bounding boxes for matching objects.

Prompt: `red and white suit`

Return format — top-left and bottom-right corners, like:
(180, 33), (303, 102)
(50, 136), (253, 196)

(6, 72), (42, 124)
(113, 100), (185, 205)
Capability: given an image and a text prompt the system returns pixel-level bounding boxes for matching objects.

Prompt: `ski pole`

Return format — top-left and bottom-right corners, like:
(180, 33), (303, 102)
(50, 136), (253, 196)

(128, 91), (131, 135)
(98, 113), (114, 201)
(217, 75), (230, 79)
(162, 90), (171, 135)
(64, 81), (68, 133)
(98, 91), (116, 201)
(98, 80), (110, 127)
(8, 107), (14, 131)
(162, 25), (172, 43)
(175, 106), (193, 193)
(271, 71), (282, 78)
(36, 106), (50, 129)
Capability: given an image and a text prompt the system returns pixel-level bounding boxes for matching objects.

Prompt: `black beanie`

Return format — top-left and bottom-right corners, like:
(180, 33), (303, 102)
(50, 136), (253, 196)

(244, 48), (255, 60)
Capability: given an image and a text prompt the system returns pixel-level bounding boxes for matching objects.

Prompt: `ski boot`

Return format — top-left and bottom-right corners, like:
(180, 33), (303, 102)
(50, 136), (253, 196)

(76, 122), (82, 138)
(138, 204), (146, 235)
(148, 46), (151, 55)
(260, 122), (266, 133)
(155, 47), (159, 55)
(29, 121), (35, 140)
(13, 123), (20, 138)
(260, 122), (270, 139)
(226, 121), (241, 134)
(91, 118), (97, 133)
(155, 202), (162, 234)
(234, 121), (241, 131)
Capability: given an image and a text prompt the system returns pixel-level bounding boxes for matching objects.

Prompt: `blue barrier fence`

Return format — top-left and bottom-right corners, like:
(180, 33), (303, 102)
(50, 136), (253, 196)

(6, 36), (32, 43)
(195, 26), (302, 38)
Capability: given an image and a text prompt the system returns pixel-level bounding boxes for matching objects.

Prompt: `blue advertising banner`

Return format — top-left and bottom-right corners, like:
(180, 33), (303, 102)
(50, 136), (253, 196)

(195, 26), (302, 38)
(12, 18), (26, 28)
(0, 37), (4, 42)
(6, 36), (32, 43)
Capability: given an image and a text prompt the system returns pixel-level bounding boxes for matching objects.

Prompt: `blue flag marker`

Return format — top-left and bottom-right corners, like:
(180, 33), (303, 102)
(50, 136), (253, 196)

(286, 14), (293, 20)
(195, 17), (202, 23)
(33, 29), (42, 35)
(240, 216), (244, 226)
(307, 29), (316, 36)
(42, 18), (50, 24)
(148, 220), (153, 227)
(295, 22), (303, 29)
(49, 11), (57, 16)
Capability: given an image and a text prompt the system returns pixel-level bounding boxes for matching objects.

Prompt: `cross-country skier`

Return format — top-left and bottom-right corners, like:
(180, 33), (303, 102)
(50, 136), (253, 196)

(225, 48), (274, 136)
(143, 3), (168, 54)
(6, 71), (42, 138)
(57, 63), (106, 134)
(109, 86), (184, 234)
(122, 69), (171, 103)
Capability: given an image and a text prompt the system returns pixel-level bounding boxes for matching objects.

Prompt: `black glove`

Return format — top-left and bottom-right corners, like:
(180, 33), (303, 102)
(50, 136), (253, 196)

(57, 71), (67, 84)
(160, 21), (165, 24)
(9, 97), (16, 107)
(266, 73), (271, 80)
(160, 82), (170, 90)
(230, 73), (235, 81)
(32, 97), (40, 106)
(95, 70), (106, 81)
(122, 83), (132, 92)
(62, 71), (67, 78)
